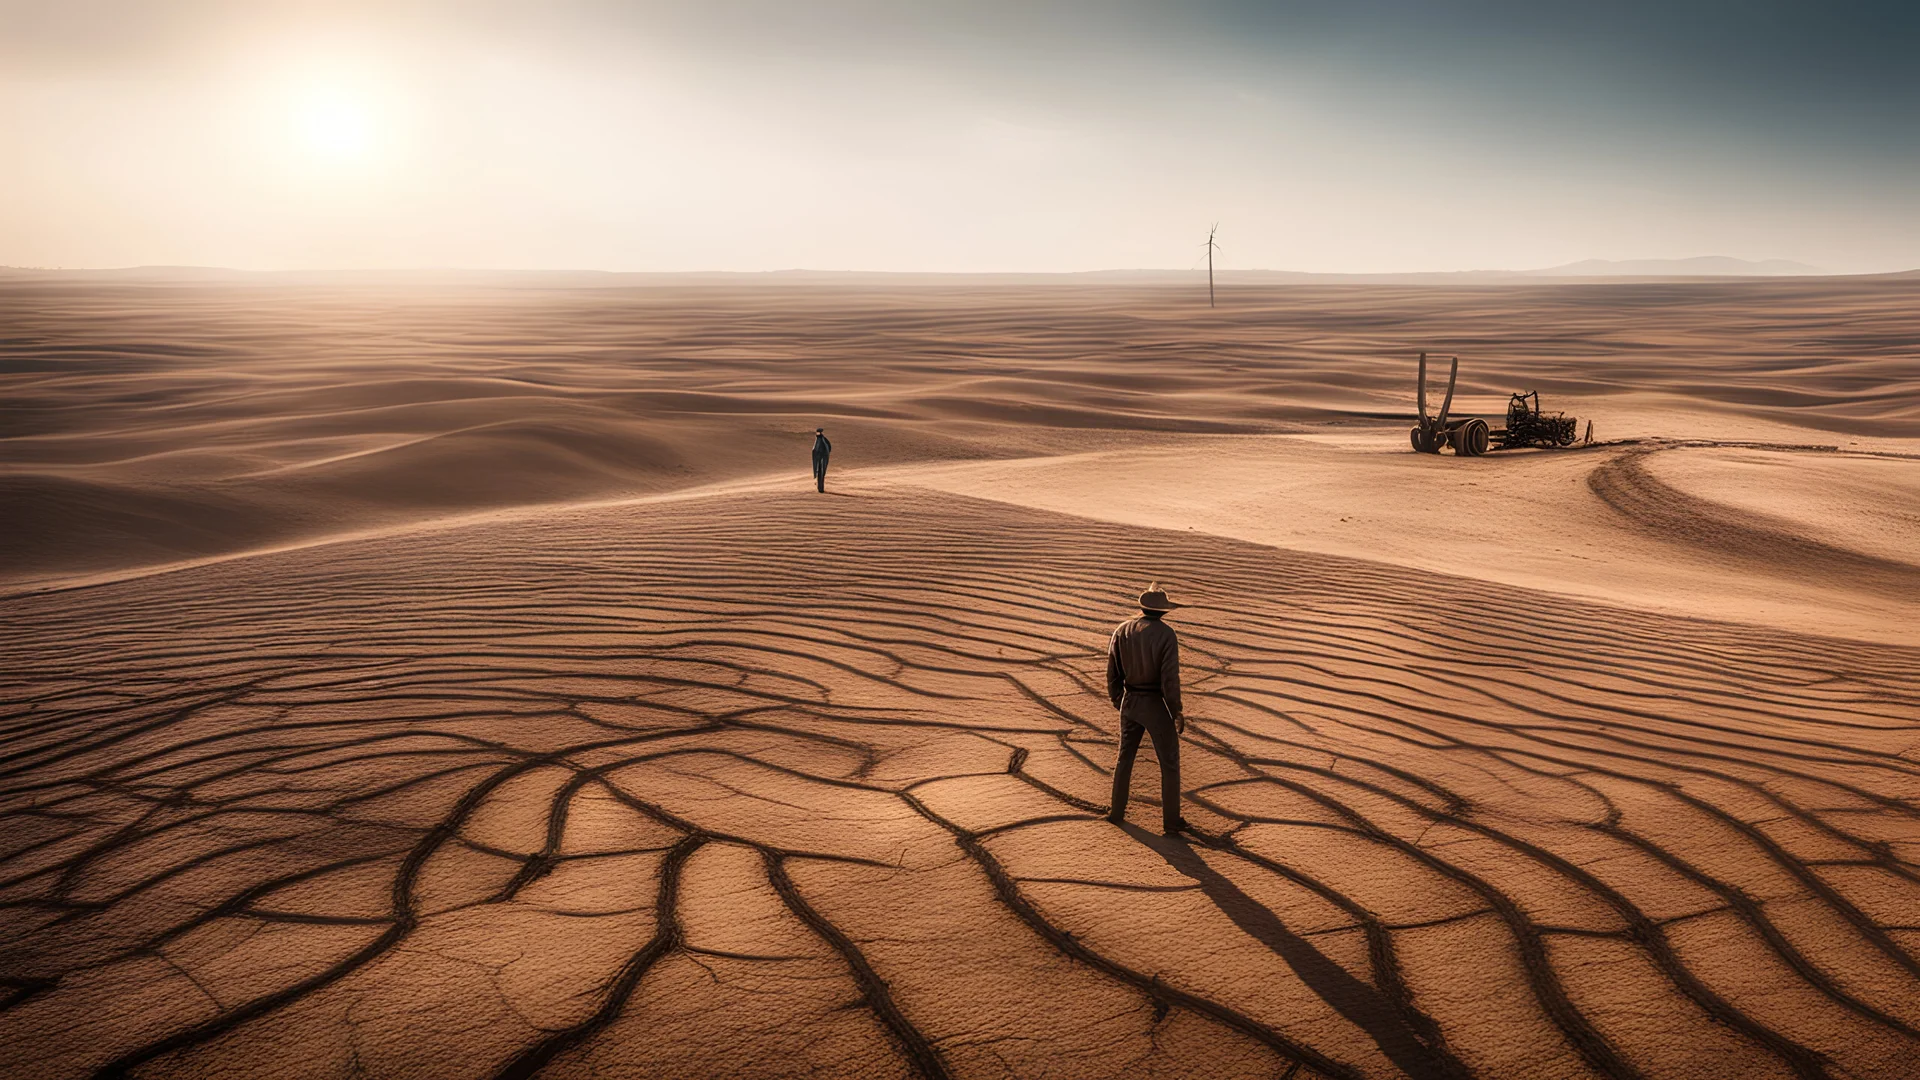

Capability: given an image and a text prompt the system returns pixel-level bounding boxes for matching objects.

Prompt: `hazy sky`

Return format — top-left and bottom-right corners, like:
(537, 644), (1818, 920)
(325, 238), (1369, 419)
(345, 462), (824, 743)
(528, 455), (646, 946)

(3, 0), (1915, 273)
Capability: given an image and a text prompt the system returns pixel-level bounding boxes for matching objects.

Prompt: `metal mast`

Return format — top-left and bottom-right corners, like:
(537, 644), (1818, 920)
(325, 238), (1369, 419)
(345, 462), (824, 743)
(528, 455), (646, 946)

(1204, 223), (1220, 307)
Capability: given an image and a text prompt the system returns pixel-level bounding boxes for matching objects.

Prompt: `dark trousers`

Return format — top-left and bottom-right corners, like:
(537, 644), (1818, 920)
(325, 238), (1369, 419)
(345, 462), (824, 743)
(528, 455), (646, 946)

(812, 452), (829, 492)
(1111, 693), (1181, 828)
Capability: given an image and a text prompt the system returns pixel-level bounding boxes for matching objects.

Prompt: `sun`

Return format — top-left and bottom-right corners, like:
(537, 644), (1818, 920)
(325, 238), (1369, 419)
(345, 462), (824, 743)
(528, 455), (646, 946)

(293, 86), (378, 163)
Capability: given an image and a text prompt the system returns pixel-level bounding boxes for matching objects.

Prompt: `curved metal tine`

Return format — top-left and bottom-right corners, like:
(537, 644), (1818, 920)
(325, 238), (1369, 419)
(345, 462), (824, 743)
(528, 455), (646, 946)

(1436, 355), (1458, 427)
(1417, 352), (1429, 424)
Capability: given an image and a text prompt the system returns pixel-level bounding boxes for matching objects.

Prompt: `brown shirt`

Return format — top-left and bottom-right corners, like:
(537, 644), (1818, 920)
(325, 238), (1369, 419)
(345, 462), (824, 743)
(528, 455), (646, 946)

(1106, 615), (1182, 719)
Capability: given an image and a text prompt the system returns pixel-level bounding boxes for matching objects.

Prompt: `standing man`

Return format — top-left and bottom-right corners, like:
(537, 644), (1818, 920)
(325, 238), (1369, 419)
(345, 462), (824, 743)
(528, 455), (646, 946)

(1106, 583), (1193, 835)
(811, 427), (832, 493)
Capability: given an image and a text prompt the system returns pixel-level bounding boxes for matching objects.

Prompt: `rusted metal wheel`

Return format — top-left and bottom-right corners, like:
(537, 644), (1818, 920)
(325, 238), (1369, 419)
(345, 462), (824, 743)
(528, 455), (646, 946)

(1456, 418), (1490, 456)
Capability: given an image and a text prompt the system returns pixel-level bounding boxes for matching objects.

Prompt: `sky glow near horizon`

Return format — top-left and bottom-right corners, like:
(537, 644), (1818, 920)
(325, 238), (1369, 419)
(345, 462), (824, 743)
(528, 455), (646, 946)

(1, 0), (1916, 274)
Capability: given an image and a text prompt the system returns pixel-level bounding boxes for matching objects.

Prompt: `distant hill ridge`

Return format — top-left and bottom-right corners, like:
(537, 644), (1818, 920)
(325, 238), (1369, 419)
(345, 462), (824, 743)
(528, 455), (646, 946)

(3, 257), (1882, 286)
(1533, 256), (1822, 276)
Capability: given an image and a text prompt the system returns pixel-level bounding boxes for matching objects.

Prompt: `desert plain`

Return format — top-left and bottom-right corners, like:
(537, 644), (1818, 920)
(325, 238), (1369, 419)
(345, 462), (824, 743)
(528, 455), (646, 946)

(2, 271), (1918, 1080)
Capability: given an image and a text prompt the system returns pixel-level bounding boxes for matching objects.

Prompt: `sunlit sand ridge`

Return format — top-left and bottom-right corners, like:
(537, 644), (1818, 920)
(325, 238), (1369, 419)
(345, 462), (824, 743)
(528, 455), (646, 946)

(3, 274), (1918, 1079)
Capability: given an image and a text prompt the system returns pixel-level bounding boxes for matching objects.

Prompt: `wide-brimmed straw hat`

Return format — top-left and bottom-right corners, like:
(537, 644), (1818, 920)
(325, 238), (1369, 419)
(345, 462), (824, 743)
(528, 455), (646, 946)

(1139, 583), (1183, 612)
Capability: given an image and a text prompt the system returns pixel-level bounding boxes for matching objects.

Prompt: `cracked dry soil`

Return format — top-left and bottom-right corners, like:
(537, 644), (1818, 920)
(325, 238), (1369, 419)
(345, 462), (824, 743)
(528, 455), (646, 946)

(4, 487), (1920, 1079)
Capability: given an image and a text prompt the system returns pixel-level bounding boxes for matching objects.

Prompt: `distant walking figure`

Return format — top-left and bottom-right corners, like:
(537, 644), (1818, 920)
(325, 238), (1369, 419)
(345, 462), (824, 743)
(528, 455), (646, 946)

(811, 428), (832, 493)
(1106, 583), (1192, 835)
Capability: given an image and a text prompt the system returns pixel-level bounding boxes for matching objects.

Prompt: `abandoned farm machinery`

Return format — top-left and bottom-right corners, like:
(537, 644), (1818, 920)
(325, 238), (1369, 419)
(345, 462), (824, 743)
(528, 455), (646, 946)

(1409, 352), (1585, 456)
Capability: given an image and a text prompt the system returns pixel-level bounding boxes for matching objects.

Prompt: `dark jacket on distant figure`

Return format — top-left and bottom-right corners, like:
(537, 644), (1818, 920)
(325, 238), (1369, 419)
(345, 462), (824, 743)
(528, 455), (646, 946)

(1107, 615), (1182, 719)
(1106, 612), (1185, 829)
(811, 433), (831, 489)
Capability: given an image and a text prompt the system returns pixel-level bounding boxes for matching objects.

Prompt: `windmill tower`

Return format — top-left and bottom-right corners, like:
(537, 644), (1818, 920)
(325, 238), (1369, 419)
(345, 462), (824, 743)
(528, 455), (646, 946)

(1203, 224), (1220, 308)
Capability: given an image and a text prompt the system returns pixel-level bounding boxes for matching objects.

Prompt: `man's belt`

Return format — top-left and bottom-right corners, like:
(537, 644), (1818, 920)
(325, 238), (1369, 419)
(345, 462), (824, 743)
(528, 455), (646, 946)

(1123, 684), (1163, 694)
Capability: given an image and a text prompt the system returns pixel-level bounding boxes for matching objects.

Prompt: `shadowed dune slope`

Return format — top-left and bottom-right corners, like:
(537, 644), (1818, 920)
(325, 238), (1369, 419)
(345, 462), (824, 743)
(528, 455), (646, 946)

(4, 276), (1918, 584)
(3, 488), (1918, 1080)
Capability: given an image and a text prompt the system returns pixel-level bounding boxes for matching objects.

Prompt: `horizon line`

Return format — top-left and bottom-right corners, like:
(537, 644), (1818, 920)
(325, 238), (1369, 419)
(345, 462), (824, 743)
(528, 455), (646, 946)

(8, 260), (1914, 282)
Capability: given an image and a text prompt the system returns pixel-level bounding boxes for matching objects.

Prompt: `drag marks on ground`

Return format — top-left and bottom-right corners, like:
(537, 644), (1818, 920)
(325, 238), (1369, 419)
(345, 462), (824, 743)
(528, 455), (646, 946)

(2, 488), (1917, 1078)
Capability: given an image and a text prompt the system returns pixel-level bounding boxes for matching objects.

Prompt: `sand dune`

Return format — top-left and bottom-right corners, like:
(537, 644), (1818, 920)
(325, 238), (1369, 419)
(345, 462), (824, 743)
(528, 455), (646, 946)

(1639, 448), (1920, 568)
(6, 273), (1919, 586)
(3, 276), (1919, 1079)
(877, 437), (1920, 646)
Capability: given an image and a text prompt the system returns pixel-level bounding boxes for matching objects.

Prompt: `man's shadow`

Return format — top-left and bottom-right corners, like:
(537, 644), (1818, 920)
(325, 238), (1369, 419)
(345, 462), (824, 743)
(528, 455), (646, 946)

(1119, 823), (1468, 1080)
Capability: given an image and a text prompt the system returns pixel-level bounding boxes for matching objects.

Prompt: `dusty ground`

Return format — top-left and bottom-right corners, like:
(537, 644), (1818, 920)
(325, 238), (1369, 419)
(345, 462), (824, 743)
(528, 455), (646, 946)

(3, 274), (1918, 1079)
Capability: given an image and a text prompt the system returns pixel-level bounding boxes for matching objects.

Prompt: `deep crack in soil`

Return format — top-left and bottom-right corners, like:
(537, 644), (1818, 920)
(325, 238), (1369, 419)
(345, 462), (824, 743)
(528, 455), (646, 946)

(3, 487), (1918, 1079)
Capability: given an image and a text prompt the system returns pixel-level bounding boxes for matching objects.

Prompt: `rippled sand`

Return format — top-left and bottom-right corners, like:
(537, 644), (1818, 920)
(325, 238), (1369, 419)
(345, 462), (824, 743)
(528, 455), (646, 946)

(3, 273), (1918, 1079)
